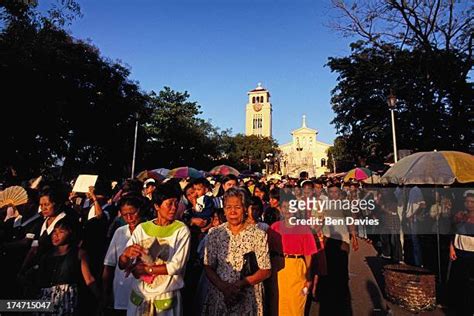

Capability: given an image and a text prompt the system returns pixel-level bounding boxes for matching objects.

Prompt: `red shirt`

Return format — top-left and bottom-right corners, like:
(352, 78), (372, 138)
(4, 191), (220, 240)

(268, 220), (318, 256)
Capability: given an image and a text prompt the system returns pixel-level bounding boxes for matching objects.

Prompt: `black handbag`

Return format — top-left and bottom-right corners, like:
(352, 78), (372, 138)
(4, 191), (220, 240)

(241, 251), (259, 278)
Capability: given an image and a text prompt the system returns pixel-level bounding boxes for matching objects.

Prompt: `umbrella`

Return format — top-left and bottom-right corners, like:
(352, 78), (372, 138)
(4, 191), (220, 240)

(209, 165), (240, 176)
(136, 170), (165, 182)
(379, 150), (474, 282)
(152, 168), (170, 177)
(362, 174), (381, 184)
(167, 167), (203, 179)
(343, 167), (373, 182)
(380, 151), (474, 185)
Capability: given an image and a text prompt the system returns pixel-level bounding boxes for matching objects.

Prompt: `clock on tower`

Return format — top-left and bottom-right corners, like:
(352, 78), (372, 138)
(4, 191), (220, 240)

(245, 83), (272, 137)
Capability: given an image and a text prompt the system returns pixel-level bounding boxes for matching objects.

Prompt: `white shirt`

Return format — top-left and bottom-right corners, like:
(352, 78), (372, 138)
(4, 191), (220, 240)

(104, 225), (133, 310)
(126, 220), (191, 299)
(39, 211), (66, 236)
(32, 212), (66, 248)
(454, 234), (474, 252)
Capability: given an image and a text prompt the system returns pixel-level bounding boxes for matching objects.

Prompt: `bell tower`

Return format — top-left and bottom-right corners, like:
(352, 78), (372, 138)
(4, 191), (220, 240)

(245, 83), (272, 137)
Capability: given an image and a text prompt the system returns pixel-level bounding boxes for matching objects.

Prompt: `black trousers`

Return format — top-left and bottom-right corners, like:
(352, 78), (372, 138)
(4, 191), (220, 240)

(380, 233), (402, 262)
(317, 238), (352, 316)
(448, 252), (474, 316)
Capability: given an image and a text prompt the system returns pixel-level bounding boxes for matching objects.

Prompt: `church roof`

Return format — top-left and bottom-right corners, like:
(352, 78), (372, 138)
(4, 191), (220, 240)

(291, 126), (317, 135)
(291, 115), (317, 134)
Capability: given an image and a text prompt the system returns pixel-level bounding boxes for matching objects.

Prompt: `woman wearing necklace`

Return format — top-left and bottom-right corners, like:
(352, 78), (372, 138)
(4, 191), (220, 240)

(119, 183), (191, 316)
(202, 187), (271, 316)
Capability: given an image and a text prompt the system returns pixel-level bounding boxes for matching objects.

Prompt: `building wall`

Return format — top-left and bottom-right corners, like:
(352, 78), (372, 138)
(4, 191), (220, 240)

(279, 126), (331, 178)
(245, 87), (272, 137)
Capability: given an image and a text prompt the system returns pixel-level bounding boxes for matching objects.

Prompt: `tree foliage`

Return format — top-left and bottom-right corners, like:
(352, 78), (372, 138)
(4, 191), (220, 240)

(0, 1), (236, 181)
(328, 0), (473, 161)
(328, 41), (473, 162)
(219, 134), (280, 172)
(141, 87), (228, 171)
(1, 1), (146, 180)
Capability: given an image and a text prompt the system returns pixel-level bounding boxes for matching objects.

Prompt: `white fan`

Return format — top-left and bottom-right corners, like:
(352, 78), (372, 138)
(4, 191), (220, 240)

(0, 186), (28, 208)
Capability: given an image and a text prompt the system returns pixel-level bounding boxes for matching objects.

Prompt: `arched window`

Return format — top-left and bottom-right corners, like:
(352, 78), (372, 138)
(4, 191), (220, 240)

(321, 158), (326, 167)
(260, 96), (264, 103)
(252, 97), (256, 103)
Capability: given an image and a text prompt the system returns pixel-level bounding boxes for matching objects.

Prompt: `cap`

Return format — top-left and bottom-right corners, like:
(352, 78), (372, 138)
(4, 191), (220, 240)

(463, 189), (474, 197)
(143, 178), (156, 188)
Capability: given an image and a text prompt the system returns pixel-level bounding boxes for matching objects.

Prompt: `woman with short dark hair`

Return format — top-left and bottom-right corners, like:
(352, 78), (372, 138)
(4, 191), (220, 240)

(36, 218), (99, 315)
(203, 187), (271, 315)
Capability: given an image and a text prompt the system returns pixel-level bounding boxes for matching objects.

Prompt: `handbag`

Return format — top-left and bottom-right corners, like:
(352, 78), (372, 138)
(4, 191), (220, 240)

(240, 251), (259, 278)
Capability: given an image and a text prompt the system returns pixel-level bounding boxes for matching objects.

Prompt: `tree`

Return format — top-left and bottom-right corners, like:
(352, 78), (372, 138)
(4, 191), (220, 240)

(1, 0), (146, 180)
(219, 134), (280, 172)
(141, 87), (227, 171)
(328, 42), (473, 161)
(331, 0), (472, 72)
(326, 136), (356, 172)
(328, 0), (473, 159)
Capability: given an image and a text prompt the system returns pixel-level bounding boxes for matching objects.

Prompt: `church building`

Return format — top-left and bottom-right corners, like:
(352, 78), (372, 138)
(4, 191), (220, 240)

(279, 115), (332, 178)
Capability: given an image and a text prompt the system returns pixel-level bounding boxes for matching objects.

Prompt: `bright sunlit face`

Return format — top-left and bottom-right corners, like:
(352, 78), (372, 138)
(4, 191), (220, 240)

(224, 196), (245, 226)
(223, 180), (237, 192)
(155, 198), (178, 222)
(193, 184), (207, 198)
(185, 187), (197, 205)
(39, 196), (56, 218)
(269, 197), (279, 208)
(120, 204), (140, 227)
(145, 185), (156, 196)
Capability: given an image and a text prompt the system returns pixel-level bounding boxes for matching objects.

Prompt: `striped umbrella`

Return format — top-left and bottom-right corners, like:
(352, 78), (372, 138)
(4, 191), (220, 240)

(343, 167), (373, 182)
(167, 167), (203, 179)
(136, 170), (165, 182)
(151, 168), (170, 177)
(209, 165), (240, 176)
(380, 151), (474, 185)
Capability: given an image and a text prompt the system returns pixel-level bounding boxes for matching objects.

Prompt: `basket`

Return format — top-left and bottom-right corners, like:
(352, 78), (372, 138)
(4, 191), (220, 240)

(383, 264), (436, 313)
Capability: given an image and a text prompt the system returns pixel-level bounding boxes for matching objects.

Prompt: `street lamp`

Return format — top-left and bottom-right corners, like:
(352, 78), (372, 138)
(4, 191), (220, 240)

(387, 90), (398, 163)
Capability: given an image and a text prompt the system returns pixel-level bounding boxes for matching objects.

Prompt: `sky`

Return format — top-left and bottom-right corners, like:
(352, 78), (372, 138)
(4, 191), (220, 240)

(39, 0), (356, 145)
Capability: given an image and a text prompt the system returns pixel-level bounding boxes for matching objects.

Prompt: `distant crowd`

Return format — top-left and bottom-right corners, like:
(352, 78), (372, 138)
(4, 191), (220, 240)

(0, 171), (473, 315)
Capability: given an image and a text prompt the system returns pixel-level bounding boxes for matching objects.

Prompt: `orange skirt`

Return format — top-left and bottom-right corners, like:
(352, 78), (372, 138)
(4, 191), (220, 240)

(275, 257), (308, 316)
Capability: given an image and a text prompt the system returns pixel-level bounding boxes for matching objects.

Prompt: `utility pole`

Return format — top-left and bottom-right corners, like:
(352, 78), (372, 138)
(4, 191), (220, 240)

(131, 113), (139, 179)
(331, 152), (336, 174)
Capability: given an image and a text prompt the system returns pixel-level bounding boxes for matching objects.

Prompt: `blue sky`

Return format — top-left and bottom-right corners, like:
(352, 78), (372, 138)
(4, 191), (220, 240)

(40, 0), (356, 145)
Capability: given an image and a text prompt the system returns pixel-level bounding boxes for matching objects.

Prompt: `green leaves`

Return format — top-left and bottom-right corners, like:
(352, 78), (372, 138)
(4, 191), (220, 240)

(328, 42), (473, 168)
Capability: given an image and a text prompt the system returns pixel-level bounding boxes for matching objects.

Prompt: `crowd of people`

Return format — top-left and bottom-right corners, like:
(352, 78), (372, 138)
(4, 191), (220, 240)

(0, 171), (473, 315)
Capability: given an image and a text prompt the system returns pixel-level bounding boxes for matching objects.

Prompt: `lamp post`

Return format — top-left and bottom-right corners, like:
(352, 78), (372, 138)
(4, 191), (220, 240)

(387, 91), (398, 163)
(131, 112), (139, 179)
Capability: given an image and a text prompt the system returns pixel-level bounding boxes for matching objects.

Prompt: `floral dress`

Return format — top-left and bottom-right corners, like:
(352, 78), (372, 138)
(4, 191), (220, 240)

(202, 223), (271, 316)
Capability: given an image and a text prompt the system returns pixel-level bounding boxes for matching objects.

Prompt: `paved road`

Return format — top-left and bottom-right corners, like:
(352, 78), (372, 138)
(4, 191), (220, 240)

(308, 241), (447, 316)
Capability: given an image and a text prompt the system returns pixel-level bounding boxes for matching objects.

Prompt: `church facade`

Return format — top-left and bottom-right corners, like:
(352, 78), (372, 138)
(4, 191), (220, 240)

(279, 115), (332, 178)
(245, 83), (272, 137)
